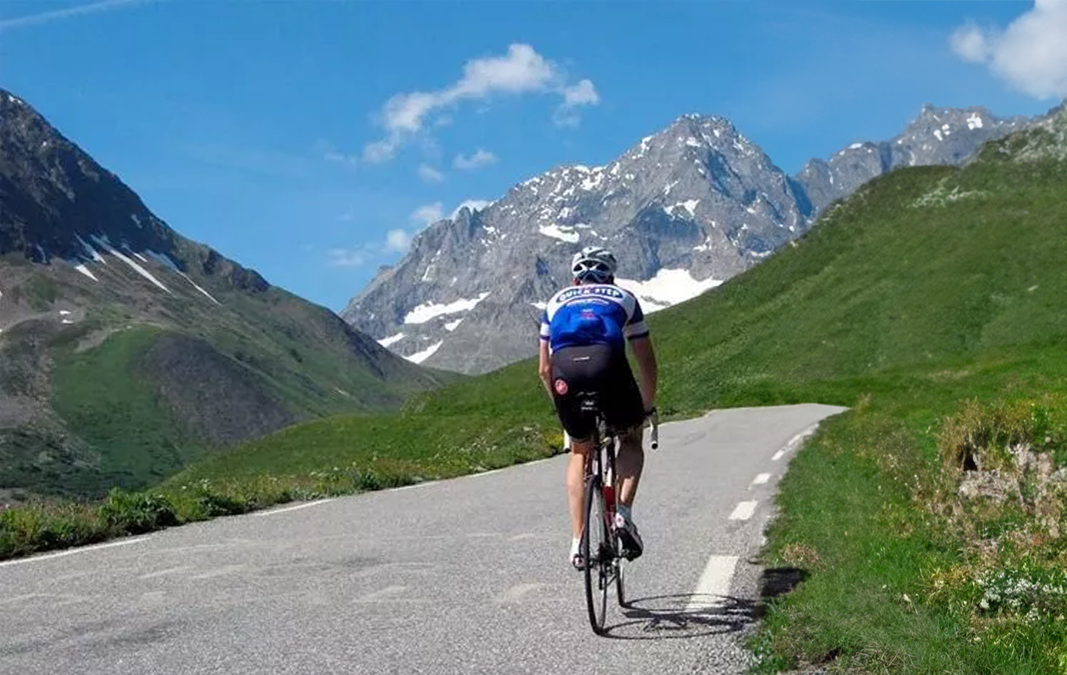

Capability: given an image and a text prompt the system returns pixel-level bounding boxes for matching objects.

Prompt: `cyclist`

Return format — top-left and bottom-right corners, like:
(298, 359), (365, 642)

(537, 246), (658, 570)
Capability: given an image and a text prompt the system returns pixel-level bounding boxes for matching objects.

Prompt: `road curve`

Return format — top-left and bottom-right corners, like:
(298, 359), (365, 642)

(0, 403), (845, 675)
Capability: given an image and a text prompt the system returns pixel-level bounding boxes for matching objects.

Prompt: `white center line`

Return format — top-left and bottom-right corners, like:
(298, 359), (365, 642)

(0, 536), (150, 568)
(139, 565), (192, 580)
(357, 585), (408, 602)
(495, 583), (546, 603)
(252, 499), (335, 517)
(686, 555), (739, 612)
(190, 565), (246, 581)
(752, 473), (772, 485)
(729, 501), (759, 521)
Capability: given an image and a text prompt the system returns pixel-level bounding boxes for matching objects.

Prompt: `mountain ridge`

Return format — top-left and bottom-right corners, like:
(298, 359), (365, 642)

(0, 88), (451, 500)
(343, 103), (1039, 374)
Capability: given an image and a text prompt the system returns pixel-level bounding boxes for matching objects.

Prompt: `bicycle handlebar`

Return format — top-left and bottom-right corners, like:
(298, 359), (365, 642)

(647, 409), (660, 450)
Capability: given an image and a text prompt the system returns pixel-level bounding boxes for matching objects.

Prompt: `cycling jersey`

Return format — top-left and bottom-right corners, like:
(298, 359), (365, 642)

(539, 283), (650, 352)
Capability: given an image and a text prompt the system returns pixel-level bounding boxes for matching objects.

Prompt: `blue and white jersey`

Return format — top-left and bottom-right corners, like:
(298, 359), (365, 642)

(539, 283), (650, 352)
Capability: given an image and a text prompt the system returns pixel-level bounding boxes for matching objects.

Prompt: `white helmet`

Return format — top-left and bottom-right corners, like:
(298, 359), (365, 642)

(571, 246), (617, 283)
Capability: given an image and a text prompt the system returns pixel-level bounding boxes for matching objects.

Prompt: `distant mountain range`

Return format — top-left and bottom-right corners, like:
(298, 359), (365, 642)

(0, 89), (451, 501)
(342, 104), (1038, 374)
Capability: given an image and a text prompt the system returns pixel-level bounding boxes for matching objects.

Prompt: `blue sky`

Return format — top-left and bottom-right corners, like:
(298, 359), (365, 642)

(2, 0), (1064, 312)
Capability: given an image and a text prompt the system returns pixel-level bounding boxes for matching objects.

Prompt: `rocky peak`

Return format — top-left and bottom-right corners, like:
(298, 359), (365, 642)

(343, 113), (808, 373)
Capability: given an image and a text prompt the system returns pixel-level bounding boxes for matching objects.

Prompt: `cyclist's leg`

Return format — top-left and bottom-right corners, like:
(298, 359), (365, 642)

(549, 346), (603, 560)
(616, 425), (645, 507)
(567, 436), (595, 539)
(603, 351), (647, 506)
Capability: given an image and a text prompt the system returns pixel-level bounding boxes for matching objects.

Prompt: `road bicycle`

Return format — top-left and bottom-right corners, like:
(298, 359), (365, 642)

(577, 394), (659, 636)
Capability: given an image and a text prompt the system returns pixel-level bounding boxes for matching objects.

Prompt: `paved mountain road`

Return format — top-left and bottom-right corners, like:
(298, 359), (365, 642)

(1, 403), (845, 675)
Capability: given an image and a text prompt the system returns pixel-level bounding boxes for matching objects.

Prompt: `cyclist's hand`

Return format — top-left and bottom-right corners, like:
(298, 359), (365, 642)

(643, 406), (658, 426)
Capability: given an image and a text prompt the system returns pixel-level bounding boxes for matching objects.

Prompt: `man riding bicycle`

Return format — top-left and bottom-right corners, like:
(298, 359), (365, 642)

(538, 246), (659, 570)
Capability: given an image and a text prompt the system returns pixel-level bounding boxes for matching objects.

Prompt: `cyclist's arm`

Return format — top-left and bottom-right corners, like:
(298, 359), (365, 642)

(628, 335), (658, 412)
(538, 338), (554, 399)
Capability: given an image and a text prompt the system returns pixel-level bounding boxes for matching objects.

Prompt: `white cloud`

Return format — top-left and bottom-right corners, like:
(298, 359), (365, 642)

(562, 79), (600, 107)
(364, 44), (599, 161)
(554, 79), (600, 127)
(453, 149), (497, 170)
(950, 24), (991, 63)
(328, 198), (490, 269)
(0, 0), (156, 31)
(950, 1), (1067, 99)
(328, 248), (368, 267)
(450, 199), (492, 218)
(361, 139), (398, 164)
(411, 202), (445, 226)
(418, 164), (446, 183)
(384, 229), (413, 253)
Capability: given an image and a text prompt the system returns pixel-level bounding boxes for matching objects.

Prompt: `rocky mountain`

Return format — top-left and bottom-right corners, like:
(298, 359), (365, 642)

(342, 104), (1041, 376)
(794, 105), (1030, 214)
(0, 89), (451, 500)
(344, 115), (812, 373)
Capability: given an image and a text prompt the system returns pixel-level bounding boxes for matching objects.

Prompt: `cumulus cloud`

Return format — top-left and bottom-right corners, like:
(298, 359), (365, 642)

(410, 202), (445, 226)
(453, 149), (497, 170)
(554, 79), (601, 127)
(384, 229), (413, 253)
(417, 163), (446, 183)
(950, 0), (1067, 99)
(364, 44), (599, 161)
(328, 198), (495, 267)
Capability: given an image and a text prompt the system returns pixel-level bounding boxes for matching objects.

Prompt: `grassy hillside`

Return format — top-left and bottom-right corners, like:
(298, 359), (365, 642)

(4, 110), (1067, 670)
(0, 277), (456, 500)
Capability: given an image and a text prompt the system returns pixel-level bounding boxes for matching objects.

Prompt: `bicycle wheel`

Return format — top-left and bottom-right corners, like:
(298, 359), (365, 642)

(582, 474), (610, 634)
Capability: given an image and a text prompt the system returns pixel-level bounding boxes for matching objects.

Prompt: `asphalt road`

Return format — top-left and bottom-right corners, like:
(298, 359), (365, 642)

(0, 403), (845, 675)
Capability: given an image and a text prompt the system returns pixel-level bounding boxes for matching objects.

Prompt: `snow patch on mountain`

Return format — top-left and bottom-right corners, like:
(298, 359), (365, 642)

(538, 224), (580, 243)
(378, 333), (405, 348)
(404, 292), (491, 324)
(616, 269), (723, 311)
(74, 264), (98, 281)
(406, 341), (443, 364)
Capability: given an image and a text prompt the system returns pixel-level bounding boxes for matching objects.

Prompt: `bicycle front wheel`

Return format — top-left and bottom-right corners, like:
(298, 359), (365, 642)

(582, 474), (610, 635)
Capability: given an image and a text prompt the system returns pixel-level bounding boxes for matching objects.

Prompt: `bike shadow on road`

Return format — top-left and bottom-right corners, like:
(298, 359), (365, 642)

(601, 566), (809, 641)
(600, 593), (756, 640)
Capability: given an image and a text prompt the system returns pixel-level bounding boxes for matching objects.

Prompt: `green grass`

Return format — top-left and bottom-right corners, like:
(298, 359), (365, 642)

(3, 114), (1067, 671)
(49, 326), (207, 493)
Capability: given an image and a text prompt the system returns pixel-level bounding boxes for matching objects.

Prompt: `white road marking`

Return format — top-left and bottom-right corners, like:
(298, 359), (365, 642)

(685, 555), (739, 612)
(190, 565), (246, 580)
(772, 423), (819, 461)
(357, 585), (408, 602)
(509, 533), (539, 541)
(495, 583), (546, 603)
(391, 481), (437, 491)
(252, 499), (334, 517)
(139, 565), (192, 580)
(462, 468), (505, 480)
(729, 501), (758, 521)
(0, 536), (150, 568)
(752, 473), (772, 485)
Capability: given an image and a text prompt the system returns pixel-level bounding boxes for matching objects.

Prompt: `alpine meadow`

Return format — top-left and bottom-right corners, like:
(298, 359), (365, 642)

(4, 100), (1067, 670)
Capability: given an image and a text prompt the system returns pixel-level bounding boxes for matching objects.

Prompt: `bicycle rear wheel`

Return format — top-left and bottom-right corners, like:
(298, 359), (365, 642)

(582, 474), (610, 635)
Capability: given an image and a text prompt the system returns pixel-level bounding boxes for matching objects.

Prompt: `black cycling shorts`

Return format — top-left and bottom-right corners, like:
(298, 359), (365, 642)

(549, 343), (645, 441)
